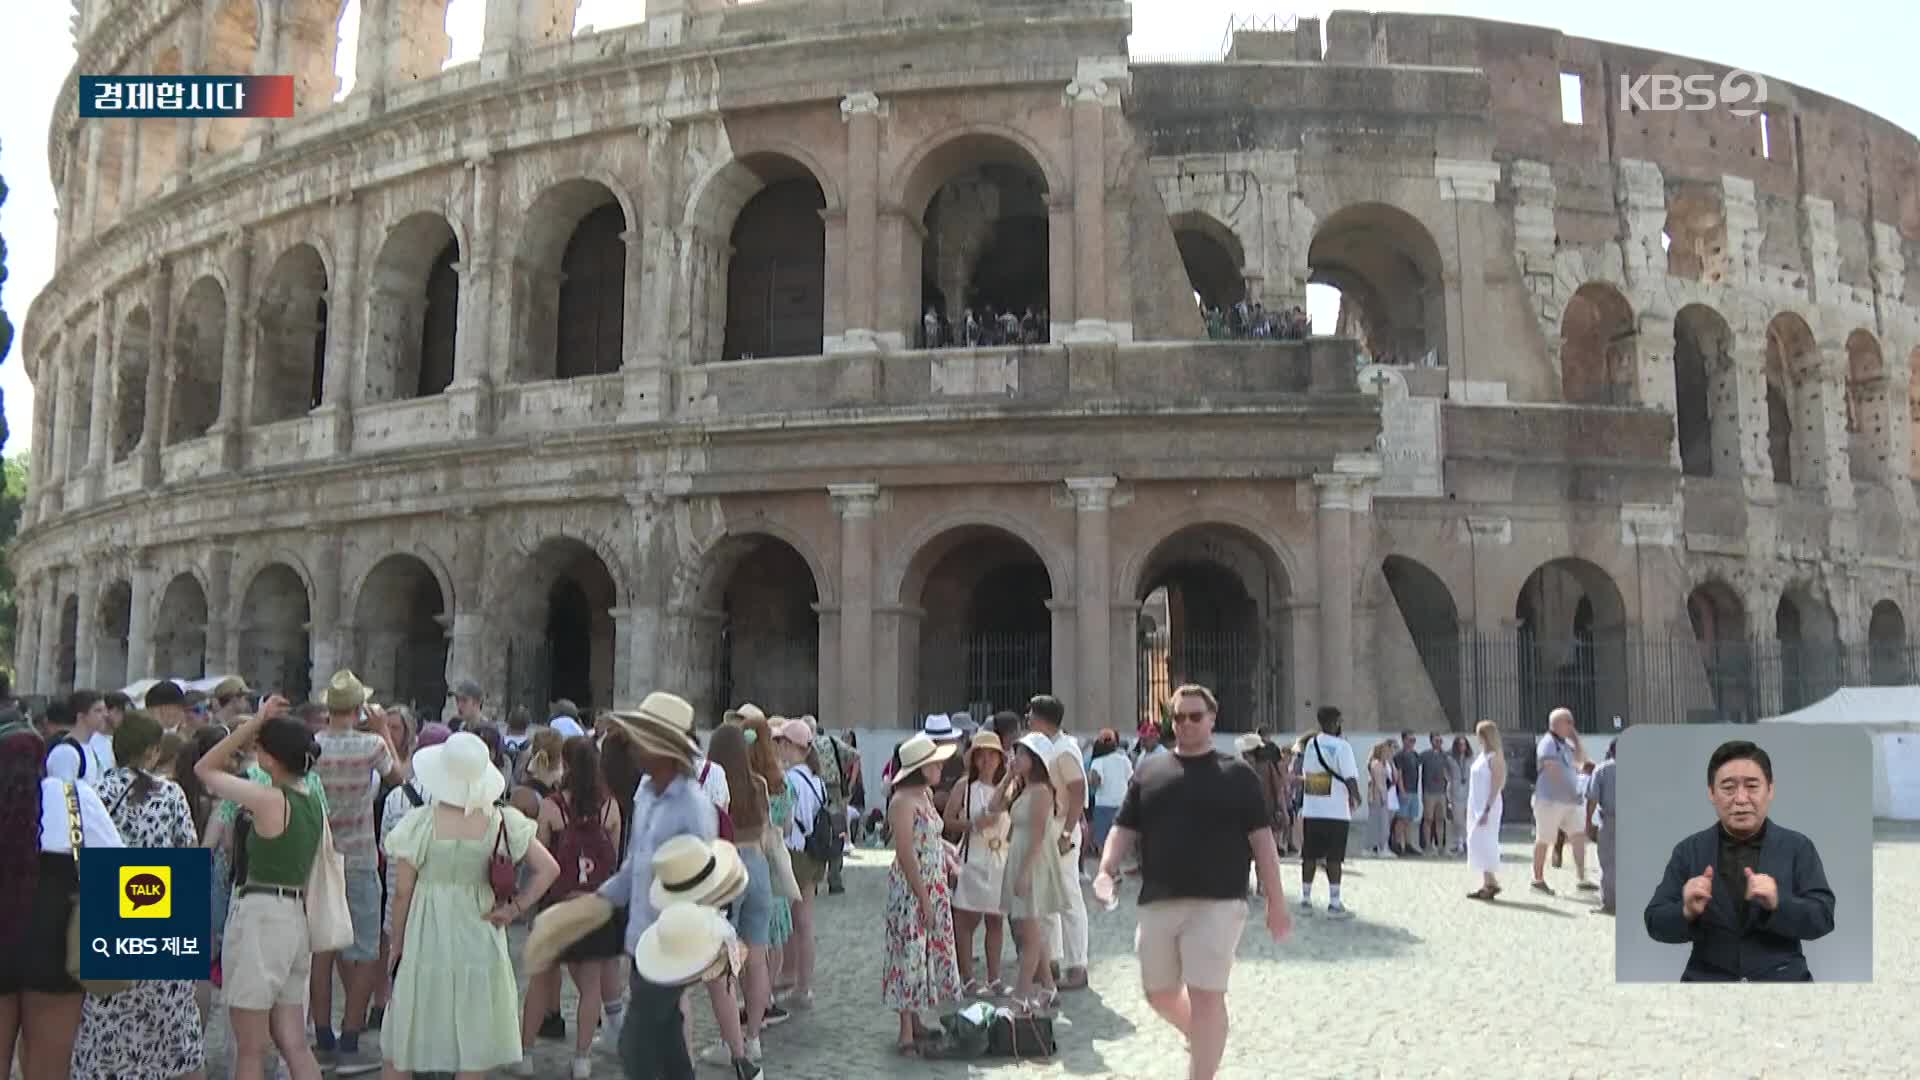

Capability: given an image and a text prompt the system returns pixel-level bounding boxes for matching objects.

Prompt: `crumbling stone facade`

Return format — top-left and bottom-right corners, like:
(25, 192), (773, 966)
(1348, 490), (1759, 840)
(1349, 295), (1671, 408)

(13, 2), (1920, 734)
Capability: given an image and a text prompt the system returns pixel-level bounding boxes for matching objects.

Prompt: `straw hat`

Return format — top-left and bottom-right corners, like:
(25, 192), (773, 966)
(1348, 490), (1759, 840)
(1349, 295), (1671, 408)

(649, 835), (748, 910)
(603, 692), (700, 766)
(1234, 733), (1264, 756)
(967, 731), (1005, 758)
(891, 732), (958, 786)
(409, 731), (506, 812)
(722, 702), (767, 725)
(633, 903), (737, 987)
(322, 670), (374, 711)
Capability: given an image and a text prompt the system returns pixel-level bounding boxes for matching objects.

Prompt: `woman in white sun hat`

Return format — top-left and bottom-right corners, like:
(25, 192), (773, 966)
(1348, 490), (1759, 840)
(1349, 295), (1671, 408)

(626, 904), (744, 1078)
(880, 732), (965, 1056)
(381, 731), (560, 1078)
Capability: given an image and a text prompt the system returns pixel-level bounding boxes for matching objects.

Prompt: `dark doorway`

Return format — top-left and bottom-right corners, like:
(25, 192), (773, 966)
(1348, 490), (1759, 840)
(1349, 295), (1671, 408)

(724, 179), (826, 360)
(419, 239), (459, 397)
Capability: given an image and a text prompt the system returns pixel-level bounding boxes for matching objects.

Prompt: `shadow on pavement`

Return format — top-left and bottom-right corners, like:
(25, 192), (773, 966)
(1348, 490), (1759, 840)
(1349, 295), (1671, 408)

(1481, 897), (1575, 918)
(1250, 913), (1423, 961)
(1045, 986), (1137, 1076)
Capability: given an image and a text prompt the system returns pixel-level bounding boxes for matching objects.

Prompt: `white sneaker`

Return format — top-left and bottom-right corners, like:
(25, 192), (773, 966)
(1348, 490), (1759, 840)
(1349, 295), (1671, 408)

(700, 1042), (735, 1066)
(510, 1056), (535, 1077)
(571, 1055), (591, 1080)
(1326, 903), (1354, 920)
(744, 1037), (762, 1061)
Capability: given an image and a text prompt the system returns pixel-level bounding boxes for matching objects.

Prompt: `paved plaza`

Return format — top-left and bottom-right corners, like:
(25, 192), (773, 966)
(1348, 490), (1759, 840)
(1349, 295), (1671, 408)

(205, 827), (1918, 1079)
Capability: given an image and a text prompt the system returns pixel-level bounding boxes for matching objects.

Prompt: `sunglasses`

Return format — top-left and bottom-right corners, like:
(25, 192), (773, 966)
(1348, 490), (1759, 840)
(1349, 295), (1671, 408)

(1172, 710), (1210, 723)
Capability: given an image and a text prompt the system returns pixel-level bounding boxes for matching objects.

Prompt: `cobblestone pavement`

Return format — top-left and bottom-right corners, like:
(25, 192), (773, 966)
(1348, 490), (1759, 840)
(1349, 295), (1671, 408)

(204, 827), (1918, 1079)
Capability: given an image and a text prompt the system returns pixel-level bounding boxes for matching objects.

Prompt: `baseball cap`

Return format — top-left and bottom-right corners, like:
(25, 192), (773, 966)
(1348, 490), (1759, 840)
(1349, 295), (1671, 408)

(144, 680), (187, 708)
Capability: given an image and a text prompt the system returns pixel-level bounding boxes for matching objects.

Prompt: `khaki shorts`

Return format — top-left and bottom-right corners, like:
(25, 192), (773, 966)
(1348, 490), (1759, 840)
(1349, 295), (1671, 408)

(1422, 794), (1447, 816)
(1531, 797), (1585, 843)
(1135, 898), (1247, 994)
(222, 891), (312, 1010)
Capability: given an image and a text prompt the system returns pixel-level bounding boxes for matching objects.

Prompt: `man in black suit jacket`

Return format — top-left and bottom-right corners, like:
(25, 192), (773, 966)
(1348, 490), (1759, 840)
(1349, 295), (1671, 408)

(1644, 740), (1835, 981)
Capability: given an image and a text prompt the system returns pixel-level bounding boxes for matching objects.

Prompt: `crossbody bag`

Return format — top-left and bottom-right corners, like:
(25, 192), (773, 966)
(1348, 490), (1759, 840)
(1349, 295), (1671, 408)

(1301, 736), (1347, 799)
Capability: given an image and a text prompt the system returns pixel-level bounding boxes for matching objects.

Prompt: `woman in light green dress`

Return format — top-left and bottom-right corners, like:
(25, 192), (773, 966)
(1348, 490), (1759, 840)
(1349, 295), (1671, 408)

(382, 732), (560, 1076)
(767, 780), (796, 947)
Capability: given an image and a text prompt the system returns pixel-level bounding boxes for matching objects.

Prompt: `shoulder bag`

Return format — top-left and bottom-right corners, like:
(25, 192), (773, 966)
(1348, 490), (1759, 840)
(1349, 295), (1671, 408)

(305, 806), (355, 953)
(487, 812), (518, 905)
(63, 783), (135, 997)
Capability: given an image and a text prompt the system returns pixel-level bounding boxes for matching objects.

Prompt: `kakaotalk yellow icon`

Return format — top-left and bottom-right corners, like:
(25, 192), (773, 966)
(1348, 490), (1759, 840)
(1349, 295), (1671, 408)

(119, 866), (172, 919)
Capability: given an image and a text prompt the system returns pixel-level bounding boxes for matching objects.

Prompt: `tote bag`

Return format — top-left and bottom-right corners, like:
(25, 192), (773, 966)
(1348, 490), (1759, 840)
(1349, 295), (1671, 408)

(305, 816), (355, 953)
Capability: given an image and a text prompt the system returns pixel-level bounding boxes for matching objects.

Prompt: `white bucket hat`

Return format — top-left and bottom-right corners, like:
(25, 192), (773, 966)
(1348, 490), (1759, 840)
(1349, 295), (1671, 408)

(890, 732), (958, 786)
(633, 902), (737, 987)
(409, 731), (506, 813)
(649, 835), (748, 910)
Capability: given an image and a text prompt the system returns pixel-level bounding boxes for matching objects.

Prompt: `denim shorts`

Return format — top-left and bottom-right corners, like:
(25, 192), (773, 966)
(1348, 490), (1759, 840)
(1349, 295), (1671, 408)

(732, 847), (774, 947)
(342, 867), (382, 963)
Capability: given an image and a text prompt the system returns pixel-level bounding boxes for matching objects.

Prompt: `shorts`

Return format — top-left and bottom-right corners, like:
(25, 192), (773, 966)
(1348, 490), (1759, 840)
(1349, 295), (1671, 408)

(1531, 798), (1585, 843)
(790, 849), (826, 890)
(732, 848), (774, 947)
(1300, 818), (1349, 864)
(1135, 898), (1248, 994)
(1090, 805), (1121, 852)
(335, 867), (382, 963)
(1395, 793), (1421, 822)
(1422, 794), (1448, 817)
(222, 892), (312, 1010)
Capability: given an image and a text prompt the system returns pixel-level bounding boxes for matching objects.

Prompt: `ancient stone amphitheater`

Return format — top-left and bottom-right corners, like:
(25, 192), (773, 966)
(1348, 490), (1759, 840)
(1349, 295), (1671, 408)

(13, 1), (1920, 736)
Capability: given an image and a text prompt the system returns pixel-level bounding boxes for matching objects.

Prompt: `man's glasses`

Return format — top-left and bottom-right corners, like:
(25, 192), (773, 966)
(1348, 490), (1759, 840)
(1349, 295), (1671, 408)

(1172, 710), (1209, 723)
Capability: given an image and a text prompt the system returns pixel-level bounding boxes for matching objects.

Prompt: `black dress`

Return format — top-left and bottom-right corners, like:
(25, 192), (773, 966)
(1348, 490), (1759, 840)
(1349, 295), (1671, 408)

(0, 852), (83, 995)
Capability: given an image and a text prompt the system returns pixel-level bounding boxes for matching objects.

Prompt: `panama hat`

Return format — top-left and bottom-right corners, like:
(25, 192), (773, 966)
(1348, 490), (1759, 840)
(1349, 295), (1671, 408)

(891, 732), (958, 786)
(921, 713), (962, 742)
(323, 670), (374, 711)
(649, 835), (748, 910)
(409, 731), (506, 813)
(633, 903), (737, 987)
(1235, 733), (1265, 756)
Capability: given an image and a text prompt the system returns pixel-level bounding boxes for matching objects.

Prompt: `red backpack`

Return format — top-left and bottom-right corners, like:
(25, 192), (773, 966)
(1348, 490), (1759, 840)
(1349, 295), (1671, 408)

(548, 794), (618, 902)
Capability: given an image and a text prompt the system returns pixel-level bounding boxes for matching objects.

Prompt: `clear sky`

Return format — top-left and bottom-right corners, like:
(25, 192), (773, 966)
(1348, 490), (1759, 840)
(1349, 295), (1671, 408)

(0, 0), (1910, 457)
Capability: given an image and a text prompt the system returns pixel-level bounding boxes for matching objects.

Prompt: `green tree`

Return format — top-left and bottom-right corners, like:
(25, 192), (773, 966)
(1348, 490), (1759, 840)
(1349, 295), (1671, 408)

(0, 454), (25, 675)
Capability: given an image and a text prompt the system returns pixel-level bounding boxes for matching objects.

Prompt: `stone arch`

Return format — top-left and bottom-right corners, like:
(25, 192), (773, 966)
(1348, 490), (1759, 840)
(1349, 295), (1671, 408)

(114, 305), (153, 462)
(353, 553), (451, 716)
(1307, 202), (1448, 366)
(697, 153), (830, 362)
(137, 46), (186, 201)
(896, 130), (1055, 345)
(167, 275), (227, 444)
(510, 178), (632, 382)
(1774, 583), (1840, 711)
(56, 594), (79, 695)
(1868, 599), (1910, 686)
(94, 579), (133, 690)
(239, 563), (313, 703)
(1514, 557), (1629, 731)
(154, 571), (210, 679)
(1764, 312), (1821, 487)
(689, 532), (824, 722)
(495, 536), (621, 717)
(1673, 304), (1737, 478)
(66, 336), (97, 480)
(1844, 329), (1887, 482)
(1559, 282), (1638, 405)
(1687, 579), (1752, 722)
(364, 211), (461, 403)
(899, 523), (1057, 721)
(1129, 522), (1292, 733)
(254, 243), (330, 423)
(1171, 211), (1247, 314)
(1380, 554), (1463, 730)
(201, 0), (261, 157)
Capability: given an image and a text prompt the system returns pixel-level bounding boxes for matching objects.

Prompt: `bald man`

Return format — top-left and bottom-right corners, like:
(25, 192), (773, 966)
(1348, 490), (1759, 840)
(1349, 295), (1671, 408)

(1530, 708), (1597, 895)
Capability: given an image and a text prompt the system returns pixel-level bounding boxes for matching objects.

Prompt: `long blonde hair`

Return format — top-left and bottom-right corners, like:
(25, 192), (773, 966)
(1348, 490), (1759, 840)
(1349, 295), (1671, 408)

(1474, 720), (1500, 754)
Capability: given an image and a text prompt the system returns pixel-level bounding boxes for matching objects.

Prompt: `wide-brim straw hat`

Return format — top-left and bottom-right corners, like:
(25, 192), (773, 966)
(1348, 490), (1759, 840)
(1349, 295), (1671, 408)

(635, 903), (737, 987)
(891, 732), (958, 786)
(649, 835), (749, 911)
(603, 692), (700, 766)
(410, 732), (506, 812)
(967, 731), (1005, 758)
(322, 669), (374, 711)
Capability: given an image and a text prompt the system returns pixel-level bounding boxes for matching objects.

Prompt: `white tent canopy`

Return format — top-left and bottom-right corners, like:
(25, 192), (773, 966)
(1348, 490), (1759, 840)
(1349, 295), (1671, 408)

(118, 675), (241, 708)
(1762, 686), (1920, 819)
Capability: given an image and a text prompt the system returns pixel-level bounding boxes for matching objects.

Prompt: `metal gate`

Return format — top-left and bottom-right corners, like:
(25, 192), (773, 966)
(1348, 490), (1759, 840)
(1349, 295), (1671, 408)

(916, 631), (1050, 721)
(714, 623), (821, 718)
(503, 638), (551, 724)
(1137, 627), (1282, 734)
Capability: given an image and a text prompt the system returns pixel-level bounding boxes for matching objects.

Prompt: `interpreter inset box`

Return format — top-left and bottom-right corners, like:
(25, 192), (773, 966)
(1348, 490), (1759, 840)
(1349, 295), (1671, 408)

(1614, 724), (1872, 983)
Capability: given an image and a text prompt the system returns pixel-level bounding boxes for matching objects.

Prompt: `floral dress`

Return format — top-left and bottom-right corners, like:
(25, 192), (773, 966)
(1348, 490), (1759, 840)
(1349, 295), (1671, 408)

(71, 769), (207, 1080)
(768, 781), (795, 946)
(880, 795), (963, 1012)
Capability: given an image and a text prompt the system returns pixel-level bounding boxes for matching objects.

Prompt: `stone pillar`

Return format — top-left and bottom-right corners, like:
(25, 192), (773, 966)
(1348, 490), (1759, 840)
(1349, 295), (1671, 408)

(835, 92), (885, 351)
(442, 511), (489, 689)
(1046, 599), (1077, 714)
(81, 124), (103, 237)
(308, 533), (343, 692)
(619, 225), (664, 421)
(35, 571), (62, 695)
(118, 122), (141, 221)
(126, 558), (155, 679)
(1067, 477), (1116, 731)
(479, 0), (578, 78)
(252, 0), (284, 136)
(815, 603), (841, 723)
(1314, 473), (1357, 714)
(316, 194), (361, 454)
(139, 262), (172, 488)
(830, 483), (879, 725)
(73, 561), (99, 689)
(23, 387), (49, 527)
(1046, 195), (1076, 342)
(450, 155), (499, 437)
(205, 547), (236, 675)
(16, 580), (41, 694)
(621, 492), (670, 702)
(1807, 344), (1854, 512)
(1063, 74), (1111, 342)
(46, 352), (73, 513)
(635, 118), (677, 367)
(211, 231), (252, 470)
(86, 295), (115, 502)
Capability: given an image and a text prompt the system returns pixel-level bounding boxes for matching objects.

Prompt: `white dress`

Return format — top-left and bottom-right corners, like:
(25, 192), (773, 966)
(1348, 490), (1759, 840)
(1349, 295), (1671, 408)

(953, 781), (1010, 914)
(1466, 752), (1504, 874)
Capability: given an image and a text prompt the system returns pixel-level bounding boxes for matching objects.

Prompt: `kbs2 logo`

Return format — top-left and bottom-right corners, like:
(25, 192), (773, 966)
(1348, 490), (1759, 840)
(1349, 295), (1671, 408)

(119, 866), (172, 919)
(1619, 71), (1768, 117)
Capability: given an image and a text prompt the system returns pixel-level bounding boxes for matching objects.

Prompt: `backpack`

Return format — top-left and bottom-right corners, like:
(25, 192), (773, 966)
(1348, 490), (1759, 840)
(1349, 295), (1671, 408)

(53, 735), (89, 779)
(547, 793), (618, 902)
(701, 761), (735, 842)
(799, 772), (834, 863)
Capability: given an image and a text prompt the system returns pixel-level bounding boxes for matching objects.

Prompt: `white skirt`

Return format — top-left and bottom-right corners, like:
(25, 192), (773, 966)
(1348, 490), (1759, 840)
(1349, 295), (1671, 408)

(954, 834), (1008, 914)
(1467, 797), (1504, 873)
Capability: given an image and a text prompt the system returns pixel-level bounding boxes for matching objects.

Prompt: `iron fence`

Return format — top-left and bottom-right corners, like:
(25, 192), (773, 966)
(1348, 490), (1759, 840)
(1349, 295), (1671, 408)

(716, 626), (821, 719)
(918, 631), (1051, 721)
(1138, 629), (1284, 734)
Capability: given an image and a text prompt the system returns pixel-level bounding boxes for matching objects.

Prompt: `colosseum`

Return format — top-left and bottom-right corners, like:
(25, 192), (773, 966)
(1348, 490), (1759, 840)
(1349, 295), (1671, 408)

(12, 1), (1920, 738)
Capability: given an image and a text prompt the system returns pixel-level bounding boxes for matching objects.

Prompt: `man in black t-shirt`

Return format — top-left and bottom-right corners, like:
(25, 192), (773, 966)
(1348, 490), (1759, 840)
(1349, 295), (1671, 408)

(1094, 684), (1290, 1080)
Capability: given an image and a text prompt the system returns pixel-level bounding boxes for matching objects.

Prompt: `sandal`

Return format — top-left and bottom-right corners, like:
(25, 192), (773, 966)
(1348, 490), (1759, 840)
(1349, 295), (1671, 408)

(894, 1041), (924, 1058)
(987, 980), (1013, 998)
(1467, 886), (1497, 901)
(962, 979), (987, 997)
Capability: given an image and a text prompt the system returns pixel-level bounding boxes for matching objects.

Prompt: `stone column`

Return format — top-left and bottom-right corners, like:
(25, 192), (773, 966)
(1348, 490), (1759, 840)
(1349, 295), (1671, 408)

(73, 561), (99, 688)
(442, 510), (489, 690)
(1046, 195), (1076, 342)
(316, 194), (361, 455)
(1314, 473), (1358, 713)
(205, 547), (236, 675)
(252, 0), (284, 136)
(635, 118), (677, 367)
(1064, 75), (1110, 341)
(81, 124), (103, 237)
(1067, 477), (1116, 731)
(830, 483), (879, 725)
(307, 534), (344, 693)
(211, 231), (252, 470)
(835, 92), (884, 351)
(45, 352), (73, 514)
(126, 558), (155, 679)
(86, 295), (115, 502)
(35, 570), (62, 695)
(118, 122), (141, 220)
(16, 580), (40, 694)
(1046, 599), (1077, 713)
(23, 387), (49, 527)
(449, 155), (499, 437)
(139, 262), (172, 488)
